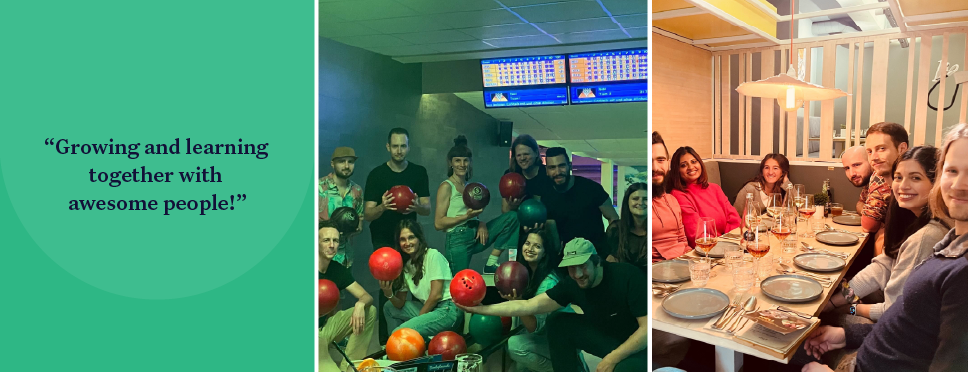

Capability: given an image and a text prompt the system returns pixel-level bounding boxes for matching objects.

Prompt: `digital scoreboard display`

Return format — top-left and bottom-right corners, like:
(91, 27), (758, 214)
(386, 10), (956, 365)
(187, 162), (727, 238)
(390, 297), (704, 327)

(568, 48), (648, 104)
(482, 54), (568, 108)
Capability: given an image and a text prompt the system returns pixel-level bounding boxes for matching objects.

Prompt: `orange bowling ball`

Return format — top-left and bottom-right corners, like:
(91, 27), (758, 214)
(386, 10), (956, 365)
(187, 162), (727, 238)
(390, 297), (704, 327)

(386, 328), (426, 361)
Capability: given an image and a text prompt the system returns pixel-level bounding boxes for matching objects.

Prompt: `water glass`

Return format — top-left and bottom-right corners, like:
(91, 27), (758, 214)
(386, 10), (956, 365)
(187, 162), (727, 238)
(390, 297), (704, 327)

(780, 239), (798, 264)
(732, 260), (755, 292)
(810, 217), (825, 237)
(724, 244), (743, 270)
(757, 255), (776, 280)
(689, 259), (711, 287)
(456, 354), (483, 372)
(361, 367), (397, 372)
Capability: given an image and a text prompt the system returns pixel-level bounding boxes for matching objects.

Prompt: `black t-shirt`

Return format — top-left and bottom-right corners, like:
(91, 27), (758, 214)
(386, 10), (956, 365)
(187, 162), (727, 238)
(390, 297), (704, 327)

(318, 260), (355, 290)
(545, 262), (648, 340)
(543, 176), (611, 254)
(503, 164), (554, 201)
(606, 225), (648, 274)
(364, 162), (430, 248)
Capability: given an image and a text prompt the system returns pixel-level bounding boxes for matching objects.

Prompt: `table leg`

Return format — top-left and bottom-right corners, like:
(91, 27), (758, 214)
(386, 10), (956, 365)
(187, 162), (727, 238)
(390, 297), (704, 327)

(714, 346), (743, 372)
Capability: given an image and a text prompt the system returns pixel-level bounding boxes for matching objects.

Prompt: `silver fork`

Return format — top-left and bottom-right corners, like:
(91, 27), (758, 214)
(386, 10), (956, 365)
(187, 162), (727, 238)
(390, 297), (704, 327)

(728, 305), (760, 333)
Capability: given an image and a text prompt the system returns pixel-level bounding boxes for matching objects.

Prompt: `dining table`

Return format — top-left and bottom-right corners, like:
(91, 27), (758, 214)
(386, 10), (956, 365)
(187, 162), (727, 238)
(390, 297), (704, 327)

(651, 216), (869, 372)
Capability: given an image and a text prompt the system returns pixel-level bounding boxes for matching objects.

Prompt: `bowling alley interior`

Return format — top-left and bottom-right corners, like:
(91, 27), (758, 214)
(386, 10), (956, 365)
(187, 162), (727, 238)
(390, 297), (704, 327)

(319, 0), (647, 370)
(652, 0), (968, 371)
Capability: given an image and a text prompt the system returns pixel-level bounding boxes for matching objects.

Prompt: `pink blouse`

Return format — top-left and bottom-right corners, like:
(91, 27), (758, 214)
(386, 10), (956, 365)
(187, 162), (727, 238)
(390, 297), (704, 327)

(671, 182), (741, 247)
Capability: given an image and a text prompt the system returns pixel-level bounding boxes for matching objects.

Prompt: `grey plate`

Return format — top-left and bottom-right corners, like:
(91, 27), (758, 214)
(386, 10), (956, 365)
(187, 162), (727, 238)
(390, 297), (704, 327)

(695, 241), (737, 258)
(793, 253), (846, 272)
(652, 260), (691, 283)
(814, 231), (859, 246)
(760, 275), (824, 303)
(661, 288), (730, 319)
(832, 215), (862, 226)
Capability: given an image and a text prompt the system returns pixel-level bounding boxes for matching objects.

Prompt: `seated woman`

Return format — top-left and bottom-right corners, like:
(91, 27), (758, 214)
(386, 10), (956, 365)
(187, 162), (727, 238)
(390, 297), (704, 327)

(667, 146), (740, 247)
(606, 183), (649, 272)
(731, 153), (792, 216)
(435, 135), (520, 274)
(380, 220), (463, 343)
(823, 146), (948, 323)
(502, 227), (580, 372)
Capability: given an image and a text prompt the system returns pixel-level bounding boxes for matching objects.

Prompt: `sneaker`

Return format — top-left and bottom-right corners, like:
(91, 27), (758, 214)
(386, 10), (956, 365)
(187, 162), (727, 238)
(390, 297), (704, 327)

(483, 264), (498, 275)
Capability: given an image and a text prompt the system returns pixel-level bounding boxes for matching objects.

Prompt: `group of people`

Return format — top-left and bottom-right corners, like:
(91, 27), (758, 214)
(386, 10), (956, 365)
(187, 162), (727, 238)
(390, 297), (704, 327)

(318, 128), (650, 371)
(651, 122), (968, 371)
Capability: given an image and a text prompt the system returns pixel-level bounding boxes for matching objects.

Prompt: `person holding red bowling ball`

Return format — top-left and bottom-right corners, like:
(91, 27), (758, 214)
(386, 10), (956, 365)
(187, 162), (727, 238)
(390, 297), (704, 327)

(318, 221), (377, 372)
(364, 127), (431, 343)
(435, 135), (520, 274)
(457, 238), (649, 372)
(380, 220), (463, 344)
(501, 227), (582, 372)
(501, 134), (554, 218)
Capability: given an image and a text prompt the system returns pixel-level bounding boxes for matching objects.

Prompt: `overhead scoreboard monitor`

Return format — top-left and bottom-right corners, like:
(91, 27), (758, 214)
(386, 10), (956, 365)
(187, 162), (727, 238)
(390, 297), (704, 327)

(481, 55), (568, 108)
(568, 48), (647, 104)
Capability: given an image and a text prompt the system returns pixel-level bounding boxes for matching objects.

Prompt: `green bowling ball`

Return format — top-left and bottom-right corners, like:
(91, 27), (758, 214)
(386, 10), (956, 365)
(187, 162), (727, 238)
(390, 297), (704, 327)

(468, 314), (504, 346)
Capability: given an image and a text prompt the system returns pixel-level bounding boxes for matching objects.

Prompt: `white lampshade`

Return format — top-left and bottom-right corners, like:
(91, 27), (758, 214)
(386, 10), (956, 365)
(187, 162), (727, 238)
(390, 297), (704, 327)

(737, 66), (848, 110)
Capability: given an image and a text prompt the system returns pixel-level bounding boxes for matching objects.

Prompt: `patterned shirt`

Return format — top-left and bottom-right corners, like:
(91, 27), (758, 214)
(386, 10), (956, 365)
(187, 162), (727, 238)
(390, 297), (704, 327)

(861, 174), (891, 223)
(318, 173), (364, 221)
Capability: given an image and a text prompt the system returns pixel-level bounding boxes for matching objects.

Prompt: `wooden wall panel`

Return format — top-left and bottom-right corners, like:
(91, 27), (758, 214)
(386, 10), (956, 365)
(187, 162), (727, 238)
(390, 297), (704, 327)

(936, 33), (950, 146)
(653, 32), (714, 154)
(761, 49), (775, 155)
(914, 34), (933, 146)
(869, 38), (890, 124)
(820, 42), (836, 159)
(845, 42), (855, 147)
(855, 40), (866, 146)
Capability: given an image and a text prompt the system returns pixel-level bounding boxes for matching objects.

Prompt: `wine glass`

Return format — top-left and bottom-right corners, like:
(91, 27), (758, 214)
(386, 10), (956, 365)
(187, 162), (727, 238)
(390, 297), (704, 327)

(695, 217), (719, 278)
(799, 195), (816, 238)
(776, 211), (798, 263)
(793, 184), (806, 218)
(767, 193), (784, 220)
(747, 229), (771, 286)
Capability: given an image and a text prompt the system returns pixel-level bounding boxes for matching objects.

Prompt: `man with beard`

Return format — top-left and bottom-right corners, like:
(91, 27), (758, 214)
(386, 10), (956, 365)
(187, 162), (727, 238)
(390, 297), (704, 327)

(841, 146), (873, 214)
(319, 147), (364, 267)
(457, 238), (649, 372)
(541, 147), (620, 256)
(863, 123), (909, 255)
(650, 132), (689, 262)
(363, 127), (431, 343)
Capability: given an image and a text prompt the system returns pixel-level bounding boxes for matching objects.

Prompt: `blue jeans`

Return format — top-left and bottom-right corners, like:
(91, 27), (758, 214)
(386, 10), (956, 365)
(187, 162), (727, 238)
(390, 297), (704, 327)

(383, 299), (463, 343)
(444, 211), (520, 273)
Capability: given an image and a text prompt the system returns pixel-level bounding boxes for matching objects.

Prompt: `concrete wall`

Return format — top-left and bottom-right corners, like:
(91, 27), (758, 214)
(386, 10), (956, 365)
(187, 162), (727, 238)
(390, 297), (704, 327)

(319, 37), (509, 290)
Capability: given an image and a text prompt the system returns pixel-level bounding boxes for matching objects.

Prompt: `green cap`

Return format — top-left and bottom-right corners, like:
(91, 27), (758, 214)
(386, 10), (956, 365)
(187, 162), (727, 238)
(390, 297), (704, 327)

(558, 238), (596, 267)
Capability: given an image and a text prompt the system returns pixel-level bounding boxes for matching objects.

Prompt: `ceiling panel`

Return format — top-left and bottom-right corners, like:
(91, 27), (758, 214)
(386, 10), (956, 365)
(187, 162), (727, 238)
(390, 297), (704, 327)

(552, 140), (597, 152)
(319, 0), (419, 21)
(457, 23), (544, 39)
(394, 30), (477, 44)
(613, 13), (649, 28)
(329, 35), (413, 48)
(359, 15), (454, 33)
(502, 0), (575, 6)
(427, 40), (497, 53)
(437, 9), (526, 28)
(318, 22), (382, 38)
(395, 0), (502, 14)
(511, 0), (608, 23)
(556, 29), (632, 44)
(484, 34), (560, 48)
(600, 0), (652, 15)
(366, 44), (442, 56)
(535, 17), (619, 34)
(704, 37), (768, 48)
(897, 0), (968, 17)
(653, 14), (753, 40)
(625, 26), (649, 38)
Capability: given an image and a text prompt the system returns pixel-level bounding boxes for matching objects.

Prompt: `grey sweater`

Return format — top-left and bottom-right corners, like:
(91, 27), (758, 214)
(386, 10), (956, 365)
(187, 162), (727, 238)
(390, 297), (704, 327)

(731, 180), (793, 217)
(847, 220), (948, 320)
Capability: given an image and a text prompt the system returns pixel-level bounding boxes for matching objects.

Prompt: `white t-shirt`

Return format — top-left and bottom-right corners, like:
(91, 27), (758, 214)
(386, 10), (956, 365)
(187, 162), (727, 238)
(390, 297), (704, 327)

(401, 248), (453, 302)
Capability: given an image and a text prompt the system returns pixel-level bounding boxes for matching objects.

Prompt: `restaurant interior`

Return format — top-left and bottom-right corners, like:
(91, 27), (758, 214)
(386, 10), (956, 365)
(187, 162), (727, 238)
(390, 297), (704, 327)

(652, 0), (968, 371)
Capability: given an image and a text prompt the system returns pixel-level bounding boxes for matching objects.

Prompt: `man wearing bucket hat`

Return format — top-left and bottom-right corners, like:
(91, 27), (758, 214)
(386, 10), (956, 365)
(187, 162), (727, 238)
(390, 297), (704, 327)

(456, 238), (649, 372)
(319, 146), (364, 267)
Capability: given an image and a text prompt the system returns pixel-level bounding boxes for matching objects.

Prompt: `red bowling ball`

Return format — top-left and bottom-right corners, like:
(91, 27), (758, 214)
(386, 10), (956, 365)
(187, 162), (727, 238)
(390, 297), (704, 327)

(427, 331), (467, 361)
(462, 182), (490, 210)
(318, 279), (340, 315)
(450, 269), (487, 307)
(494, 261), (529, 297)
(369, 247), (403, 281)
(389, 185), (416, 214)
(501, 316), (512, 335)
(499, 173), (527, 199)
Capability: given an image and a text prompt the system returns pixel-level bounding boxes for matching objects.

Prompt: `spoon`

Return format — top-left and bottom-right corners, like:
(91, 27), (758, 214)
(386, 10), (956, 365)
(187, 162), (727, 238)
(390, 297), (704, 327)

(800, 242), (850, 259)
(778, 263), (832, 285)
(730, 304), (760, 333)
(725, 295), (757, 332)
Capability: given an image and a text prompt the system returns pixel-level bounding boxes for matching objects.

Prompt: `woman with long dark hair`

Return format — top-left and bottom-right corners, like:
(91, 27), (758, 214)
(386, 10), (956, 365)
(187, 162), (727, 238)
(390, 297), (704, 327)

(435, 135), (520, 274)
(502, 134), (554, 213)
(379, 220), (463, 342)
(823, 145), (948, 322)
(501, 227), (580, 372)
(731, 153), (792, 215)
(605, 183), (649, 272)
(666, 146), (740, 247)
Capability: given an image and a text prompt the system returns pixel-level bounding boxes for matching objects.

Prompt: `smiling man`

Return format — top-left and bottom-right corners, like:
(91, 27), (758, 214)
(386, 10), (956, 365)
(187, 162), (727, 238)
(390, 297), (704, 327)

(841, 146), (873, 214)
(650, 132), (689, 262)
(863, 123), (909, 255)
(457, 238), (649, 372)
(319, 147), (364, 266)
(541, 147), (620, 256)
